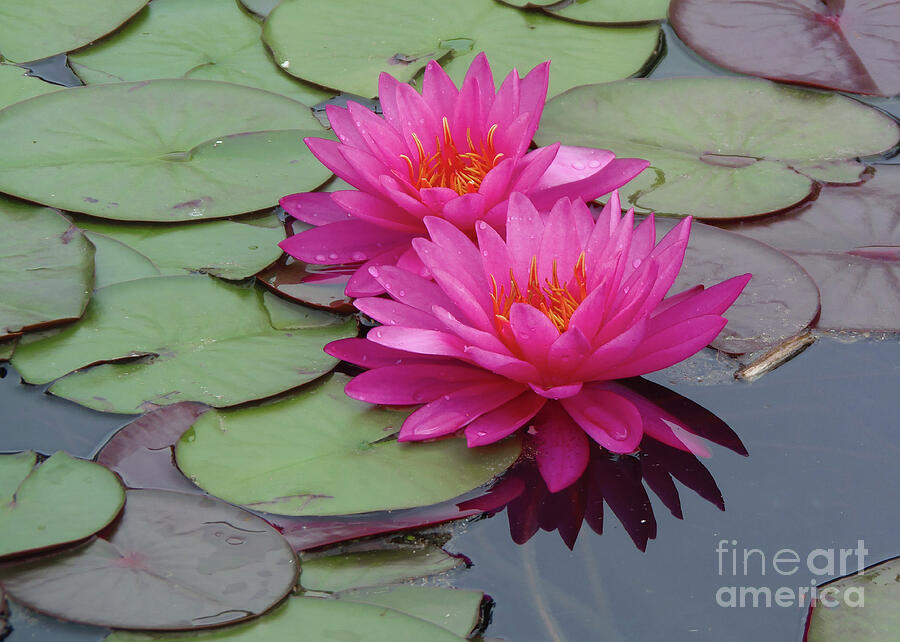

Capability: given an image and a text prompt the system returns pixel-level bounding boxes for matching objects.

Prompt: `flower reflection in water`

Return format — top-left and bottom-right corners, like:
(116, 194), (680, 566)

(459, 377), (747, 551)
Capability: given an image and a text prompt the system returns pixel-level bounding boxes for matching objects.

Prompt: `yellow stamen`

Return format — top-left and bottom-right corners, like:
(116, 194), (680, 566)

(490, 253), (588, 333)
(398, 117), (503, 195)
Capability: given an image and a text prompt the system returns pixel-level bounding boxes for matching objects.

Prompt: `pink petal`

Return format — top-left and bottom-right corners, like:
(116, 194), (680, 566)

(393, 82), (442, 154)
(505, 193), (544, 285)
(421, 60), (459, 118)
(399, 379), (526, 440)
(429, 265), (494, 331)
(510, 144), (560, 193)
(517, 60), (550, 148)
(652, 285), (703, 317)
(368, 325), (468, 358)
(462, 345), (542, 383)
(486, 66), (521, 133)
(433, 305), (512, 355)
(345, 363), (501, 405)
(597, 315), (728, 379)
(537, 197), (580, 285)
(325, 103), (367, 149)
(475, 220), (514, 290)
(377, 72), (403, 131)
(419, 187), (459, 214)
(570, 198), (595, 247)
(280, 192), (352, 225)
(478, 158), (516, 209)
(572, 317), (647, 381)
(532, 403), (591, 493)
(509, 303), (559, 368)
(325, 337), (439, 368)
(346, 101), (410, 169)
(395, 247), (430, 278)
(345, 246), (407, 297)
(440, 192), (488, 230)
(465, 392), (546, 446)
(529, 382), (583, 399)
(561, 389), (643, 453)
(368, 264), (461, 317)
(354, 297), (444, 330)
(305, 137), (374, 192)
(547, 326), (591, 375)
(530, 157), (650, 211)
(378, 174), (433, 219)
(422, 216), (490, 292)
(649, 274), (752, 332)
(532, 145), (614, 192)
(279, 220), (411, 264)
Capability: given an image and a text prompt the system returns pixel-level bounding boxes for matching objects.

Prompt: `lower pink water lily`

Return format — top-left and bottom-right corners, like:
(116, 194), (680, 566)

(279, 53), (648, 296)
(326, 192), (751, 492)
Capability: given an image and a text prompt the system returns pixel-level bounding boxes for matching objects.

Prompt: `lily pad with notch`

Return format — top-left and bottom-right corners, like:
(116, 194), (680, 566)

(0, 197), (94, 339)
(717, 166), (900, 332)
(0, 80), (330, 221)
(69, 0), (331, 106)
(78, 212), (285, 284)
(175, 373), (522, 516)
(0, 63), (58, 110)
(670, 0), (900, 97)
(11, 276), (356, 413)
(0, 489), (298, 630)
(535, 77), (899, 219)
(0, 451), (124, 560)
(263, 0), (661, 98)
(0, 0), (148, 63)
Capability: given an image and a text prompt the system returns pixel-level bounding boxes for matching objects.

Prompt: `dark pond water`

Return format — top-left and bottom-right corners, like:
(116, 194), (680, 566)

(1, 21), (898, 642)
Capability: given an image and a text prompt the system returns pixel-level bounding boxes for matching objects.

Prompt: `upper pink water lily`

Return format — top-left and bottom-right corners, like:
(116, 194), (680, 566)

(326, 192), (751, 492)
(279, 52), (649, 297)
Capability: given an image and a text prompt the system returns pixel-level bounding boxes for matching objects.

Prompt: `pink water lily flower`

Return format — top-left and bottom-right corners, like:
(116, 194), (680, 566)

(326, 192), (750, 492)
(279, 52), (649, 297)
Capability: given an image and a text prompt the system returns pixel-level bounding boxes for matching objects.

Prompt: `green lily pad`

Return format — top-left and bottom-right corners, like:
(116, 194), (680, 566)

(0, 63), (57, 109)
(0, 197), (94, 339)
(535, 77), (900, 219)
(336, 586), (484, 638)
(544, 0), (669, 25)
(69, 0), (331, 106)
(175, 373), (522, 516)
(103, 595), (467, 641)
(806, 556), (900, 641)
(11, 276), (355, 413)
(300, 546), (464, 592)
(78, 213), (284, 285)
(0, 0), (148, 63)
(263, 0), (660, 98)
(0, 489), (298, 630)
(0, 80), (330, 221)
(0, 451), (124, 559)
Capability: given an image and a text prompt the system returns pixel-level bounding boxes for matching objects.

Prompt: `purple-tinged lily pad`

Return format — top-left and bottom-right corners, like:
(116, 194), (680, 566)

(719, 167), (900, 332)
(805, 555), (900, 641)
(536, 77), (898, 219)
(0, 451), (124, 560)
(0, 489), (298, 631)
(655, 218), (821, 354)
(0, 197), (94, 339)
(256, 259), (356, 313)
(95, 403), (209, 493)
(670, 0), (900, 97)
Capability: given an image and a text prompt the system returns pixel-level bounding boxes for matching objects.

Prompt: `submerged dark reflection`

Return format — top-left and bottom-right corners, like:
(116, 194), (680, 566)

(460, 377), (747, 551)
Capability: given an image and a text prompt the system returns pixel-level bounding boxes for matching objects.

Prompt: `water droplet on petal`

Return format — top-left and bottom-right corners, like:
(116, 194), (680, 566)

(329, 253), (339, 260)
(398, 289), (406, 297)
(352, 251), (366, 261)
(588, 159), (601, 168)
(572, 161), (585, 170)
(632, 259), (641, 268)
(314, 254), (326, 262)
(368, 267), (380, 277)
(443, 395), (451, 401)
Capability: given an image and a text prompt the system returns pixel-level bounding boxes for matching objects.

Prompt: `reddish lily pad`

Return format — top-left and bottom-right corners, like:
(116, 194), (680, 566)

(718, 166), (900, 332)
(536, 77), (899, 219)
(256, 258), (356, 312)
(0, 451), (124, 559)
(654, 218), (821, 354)
(670, 0), (900, 97)
(0, 197), (94, 339)
(0, 489), (298, 630)
(95, 403), (210, 493)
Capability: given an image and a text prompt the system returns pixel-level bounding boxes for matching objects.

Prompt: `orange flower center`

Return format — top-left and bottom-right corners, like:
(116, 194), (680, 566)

(400, 117), (504, 195)
(490, 253), (588, 333)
